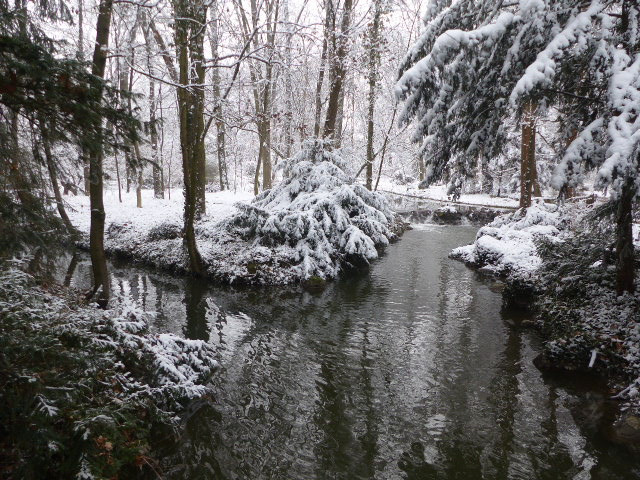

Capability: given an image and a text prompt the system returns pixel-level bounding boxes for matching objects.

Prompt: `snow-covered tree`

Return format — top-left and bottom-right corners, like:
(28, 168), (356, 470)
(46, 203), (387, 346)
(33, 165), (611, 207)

(395, 0), (586, 204)
(513, 0), (640, 294)
(210, 140), (398, 283)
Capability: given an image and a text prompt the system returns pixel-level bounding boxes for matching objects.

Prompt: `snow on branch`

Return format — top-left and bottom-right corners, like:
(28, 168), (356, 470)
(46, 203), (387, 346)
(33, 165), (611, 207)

(209, 140), (399, 282)
(396, 11), (517, 100)
(597, 52), (640, 194)
(552, 118), (605, 189)
(509, 0), (603, 105)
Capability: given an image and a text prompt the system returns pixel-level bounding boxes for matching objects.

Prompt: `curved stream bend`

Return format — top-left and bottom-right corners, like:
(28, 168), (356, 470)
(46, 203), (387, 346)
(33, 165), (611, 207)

(62, 225), (639, 480)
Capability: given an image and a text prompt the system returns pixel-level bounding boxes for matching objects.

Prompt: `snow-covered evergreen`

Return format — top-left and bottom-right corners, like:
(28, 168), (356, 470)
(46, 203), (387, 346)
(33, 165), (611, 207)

(0, 262), (218, 478)
(204, 141), (400, 283)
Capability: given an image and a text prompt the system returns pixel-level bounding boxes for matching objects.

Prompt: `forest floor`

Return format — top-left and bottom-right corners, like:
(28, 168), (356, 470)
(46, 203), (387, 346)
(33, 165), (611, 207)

(66, 188), (254, 235)
(64, 171), (398, 285)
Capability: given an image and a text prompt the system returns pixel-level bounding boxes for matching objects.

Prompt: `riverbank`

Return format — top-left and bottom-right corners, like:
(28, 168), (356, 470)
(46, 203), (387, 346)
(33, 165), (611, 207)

(0, 262), (218, 478)
(450, 200), (640, 443)
(65, 149), (403, 286)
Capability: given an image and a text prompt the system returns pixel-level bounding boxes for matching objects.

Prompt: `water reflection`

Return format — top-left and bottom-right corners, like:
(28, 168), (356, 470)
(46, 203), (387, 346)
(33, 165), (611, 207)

(58, 226), (640, 480)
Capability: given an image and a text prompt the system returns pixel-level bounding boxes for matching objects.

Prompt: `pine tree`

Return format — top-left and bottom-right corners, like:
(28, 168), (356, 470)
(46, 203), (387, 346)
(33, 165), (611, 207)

(396, 0), (578, 204)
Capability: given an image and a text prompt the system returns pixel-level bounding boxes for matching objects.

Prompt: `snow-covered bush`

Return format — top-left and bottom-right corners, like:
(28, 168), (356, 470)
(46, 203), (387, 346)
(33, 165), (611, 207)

(204, 141), (399, 283)
(0, 263), (217, 478)
(392, 169), (415, 186)
(451, 201), (566, 280)
(535, 218), (640, 414)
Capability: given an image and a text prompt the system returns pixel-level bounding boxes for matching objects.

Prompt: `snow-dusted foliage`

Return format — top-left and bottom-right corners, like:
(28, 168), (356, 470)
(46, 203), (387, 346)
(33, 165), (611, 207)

(451, 201), (566, 279)
(398, 1), (640, 200)
(535, 220), (640, 414)
(395, 0), (566, 189)
(505, 1), (640, 200)
(205, 141), (398, 283)
(0, 263), (217, 478)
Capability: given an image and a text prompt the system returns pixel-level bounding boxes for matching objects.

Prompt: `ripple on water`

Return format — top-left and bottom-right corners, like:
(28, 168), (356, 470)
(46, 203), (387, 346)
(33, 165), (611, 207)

(57, 225), (640, 479)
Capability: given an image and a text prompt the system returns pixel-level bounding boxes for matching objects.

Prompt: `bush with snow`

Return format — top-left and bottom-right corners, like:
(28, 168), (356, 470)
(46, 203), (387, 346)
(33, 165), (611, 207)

(535, 220), (640, 414)
(451, 201), (566, 280)
(203, 141), (400, 284)
(0, 263), (217, 478)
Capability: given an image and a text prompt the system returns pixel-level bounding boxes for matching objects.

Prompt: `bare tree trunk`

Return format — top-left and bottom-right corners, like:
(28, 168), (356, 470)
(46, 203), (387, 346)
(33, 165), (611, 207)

(365, 0), (382, 190)
(322, 0), (353, 143)
(174, 0), (206, 274)
(209, 0), (228, 190)
(77, 0), (92, 196)
(253, 153), (262, 195)
(143, 23), (164, 199)
(616, 176), (636, 296)
(519, 100), (536, 209)
(115, 151), (122, 202)
(613, 1), (635, 296)
(282, 0), (293, 157)
(87, 0), (114, 308)
(314, 1), (333, 138)
(40, 120), (74, 233)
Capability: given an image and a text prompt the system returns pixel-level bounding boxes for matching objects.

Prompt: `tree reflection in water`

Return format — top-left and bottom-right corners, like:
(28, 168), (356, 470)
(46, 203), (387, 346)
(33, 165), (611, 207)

(58, 226), (640, 480)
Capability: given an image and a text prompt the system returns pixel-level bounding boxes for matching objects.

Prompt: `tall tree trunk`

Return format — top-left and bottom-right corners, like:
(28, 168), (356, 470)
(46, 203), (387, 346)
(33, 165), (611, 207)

(144, 24), (164, 199)
(282, 0), (293, 157)
(365, 0), (382, 191)
(253, 152), (262, 195)
(87, 0), (114, 308)
(136, 168), (143, 208)
(313, 1), (332, 138)
(519, 100), (536, 209)
(209, 0), (228, 190)
(115, 151), (122, 202)
(616, 175), (636, 296)
(613, 0), (636, 296)
(78, 0), (90, 196)
(174, 0), (206, 274)
(322, 0), (353, 142)
(261, 119), (273, 190)
(40, 120), (74, 233)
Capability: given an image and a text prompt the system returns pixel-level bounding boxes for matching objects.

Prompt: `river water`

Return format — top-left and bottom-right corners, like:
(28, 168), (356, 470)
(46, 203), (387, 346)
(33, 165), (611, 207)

(60, 225), (639, 479)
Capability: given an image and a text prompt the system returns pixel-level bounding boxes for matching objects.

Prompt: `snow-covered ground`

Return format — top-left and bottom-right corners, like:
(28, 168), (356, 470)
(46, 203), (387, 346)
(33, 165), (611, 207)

(66, 188), (254, 235)
(65, 145), (399, 285)
(377, 178), (520, 208)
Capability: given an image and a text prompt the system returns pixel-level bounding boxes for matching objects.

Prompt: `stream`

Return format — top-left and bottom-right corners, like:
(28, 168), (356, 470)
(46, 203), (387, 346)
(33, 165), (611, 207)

(57, 224), (640, 479)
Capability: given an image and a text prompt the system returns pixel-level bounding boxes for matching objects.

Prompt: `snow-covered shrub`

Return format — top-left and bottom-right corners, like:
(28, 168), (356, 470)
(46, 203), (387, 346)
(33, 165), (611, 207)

(535, 218), (640, 414)
(392, 169), (415, 186)
(0, 264), (217, 478)
(147, 221), (182, 241)
(206, 141), (399, 283)
(451, 201), (566, 280)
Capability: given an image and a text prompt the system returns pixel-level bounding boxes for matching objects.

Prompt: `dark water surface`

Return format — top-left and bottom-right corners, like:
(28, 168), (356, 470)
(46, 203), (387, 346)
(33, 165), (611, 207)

(60, 225), (639, 479)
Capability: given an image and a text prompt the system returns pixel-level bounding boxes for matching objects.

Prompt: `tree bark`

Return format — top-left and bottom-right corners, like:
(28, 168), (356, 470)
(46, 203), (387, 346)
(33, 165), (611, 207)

(40, 120), (74, 233)
(519, 100), (536, 209)
(613, 0), (636, 296)
(209, 0), (228, 190)
(365, 0), (382, 190)
(616, 176), (636, 296)
(313, 1), (332, 138)
(144, 23), (164, 199)
(322, 0), (353, 142)
(87, 0), (114, 308)
(174, 0), (206, 274)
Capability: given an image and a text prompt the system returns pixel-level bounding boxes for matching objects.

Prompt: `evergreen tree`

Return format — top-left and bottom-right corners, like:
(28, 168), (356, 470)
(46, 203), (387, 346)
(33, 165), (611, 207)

(396, 0), (579, 204)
